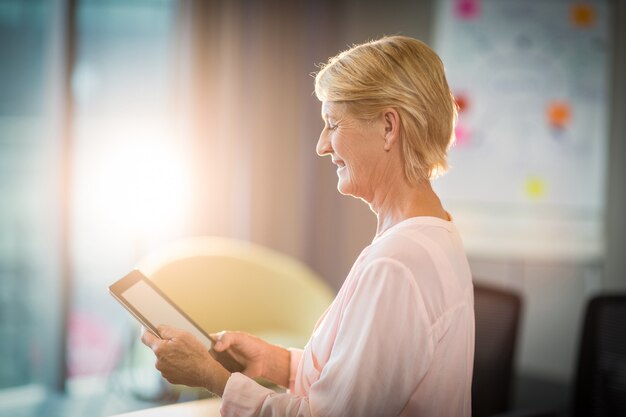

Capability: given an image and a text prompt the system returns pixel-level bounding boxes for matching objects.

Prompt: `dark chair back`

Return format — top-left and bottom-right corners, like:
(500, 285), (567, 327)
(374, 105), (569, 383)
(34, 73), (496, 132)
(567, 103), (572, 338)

(573, 294), (626, 417)
(473, 283), (523, 417)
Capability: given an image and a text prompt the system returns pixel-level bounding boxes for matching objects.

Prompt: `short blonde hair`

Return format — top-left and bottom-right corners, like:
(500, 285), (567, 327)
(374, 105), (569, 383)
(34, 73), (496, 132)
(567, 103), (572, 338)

(315, 36), (457, 183)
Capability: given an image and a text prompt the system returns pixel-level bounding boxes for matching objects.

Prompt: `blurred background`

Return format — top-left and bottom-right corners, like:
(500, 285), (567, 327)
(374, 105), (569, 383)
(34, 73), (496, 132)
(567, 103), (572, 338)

(0, 0), (624, 416)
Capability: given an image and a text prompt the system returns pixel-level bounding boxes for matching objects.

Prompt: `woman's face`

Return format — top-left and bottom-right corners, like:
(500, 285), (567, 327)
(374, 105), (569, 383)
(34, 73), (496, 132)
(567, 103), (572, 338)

(316, 101), (388, 201)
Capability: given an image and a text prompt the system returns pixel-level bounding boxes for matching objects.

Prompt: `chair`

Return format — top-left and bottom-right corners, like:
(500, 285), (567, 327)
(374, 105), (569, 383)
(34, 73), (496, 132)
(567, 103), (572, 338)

(125, 236), (334, 401)
(472, 283), (523, 417)
(136, 236), (335, 349)
(482, 293), (626, 417)
(572, 294), (626, 417)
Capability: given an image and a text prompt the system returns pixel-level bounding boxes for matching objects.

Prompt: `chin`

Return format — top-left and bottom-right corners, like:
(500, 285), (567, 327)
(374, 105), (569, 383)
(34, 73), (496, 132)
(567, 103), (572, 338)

(336, 180), (360, 199)
(336, 184), (349, 196)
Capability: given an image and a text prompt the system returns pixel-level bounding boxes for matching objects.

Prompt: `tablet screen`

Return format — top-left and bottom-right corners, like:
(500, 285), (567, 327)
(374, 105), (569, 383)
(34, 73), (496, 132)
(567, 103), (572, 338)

(111, 271), (213, 350)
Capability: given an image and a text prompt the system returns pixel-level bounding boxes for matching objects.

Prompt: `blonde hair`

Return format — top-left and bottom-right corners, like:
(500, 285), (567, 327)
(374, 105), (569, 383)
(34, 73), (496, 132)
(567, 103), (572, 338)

(315, 35), (457, 183)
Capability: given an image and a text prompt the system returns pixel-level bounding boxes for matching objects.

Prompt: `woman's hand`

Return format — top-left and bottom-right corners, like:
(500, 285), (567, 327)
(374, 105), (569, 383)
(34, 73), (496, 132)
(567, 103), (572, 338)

(211, 331), (291, 388)
(141, 325), (231, 396)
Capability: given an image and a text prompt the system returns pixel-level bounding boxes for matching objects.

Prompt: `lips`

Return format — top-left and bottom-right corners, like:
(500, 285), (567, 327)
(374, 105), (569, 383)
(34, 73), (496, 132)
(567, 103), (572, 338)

(332, 159), (345, 167)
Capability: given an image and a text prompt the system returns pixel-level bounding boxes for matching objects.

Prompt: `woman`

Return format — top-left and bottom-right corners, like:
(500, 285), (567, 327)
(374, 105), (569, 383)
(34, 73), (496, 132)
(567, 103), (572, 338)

(141, 35), (475, 417)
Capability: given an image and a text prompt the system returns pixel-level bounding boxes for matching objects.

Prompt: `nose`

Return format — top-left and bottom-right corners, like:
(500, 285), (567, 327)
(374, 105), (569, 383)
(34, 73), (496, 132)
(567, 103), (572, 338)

(316, 130), (333, 156)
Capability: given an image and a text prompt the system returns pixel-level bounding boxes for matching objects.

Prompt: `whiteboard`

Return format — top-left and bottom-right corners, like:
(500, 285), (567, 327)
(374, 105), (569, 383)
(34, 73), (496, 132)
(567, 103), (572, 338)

(432, 0), (609, 261)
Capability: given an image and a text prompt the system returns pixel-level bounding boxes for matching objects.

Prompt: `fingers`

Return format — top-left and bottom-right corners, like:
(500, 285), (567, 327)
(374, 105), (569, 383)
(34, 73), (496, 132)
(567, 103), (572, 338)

(210, 331), (236, 352)
(209, 331), (225, 351)
(141, 328), (161, 350)
(142, 325), (185, 349)
(157, 325), (186, 340)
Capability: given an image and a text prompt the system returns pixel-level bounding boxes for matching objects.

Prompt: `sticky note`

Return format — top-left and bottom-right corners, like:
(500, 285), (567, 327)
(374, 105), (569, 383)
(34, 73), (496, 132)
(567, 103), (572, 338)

(455, 0), (481, 20)
(454, 123), (471, 147)
(570, 3), (596, 28)
(455, 93), (469, 114)
(547, 101), (572, 130)
(525, 176), (547, 199)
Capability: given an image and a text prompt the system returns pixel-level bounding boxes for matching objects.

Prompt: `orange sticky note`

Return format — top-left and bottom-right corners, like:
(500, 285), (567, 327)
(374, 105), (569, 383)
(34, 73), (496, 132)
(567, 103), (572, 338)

(547, 101), (572, 129)
(570, 3), (596, 28)
(455, 93), (469, 114)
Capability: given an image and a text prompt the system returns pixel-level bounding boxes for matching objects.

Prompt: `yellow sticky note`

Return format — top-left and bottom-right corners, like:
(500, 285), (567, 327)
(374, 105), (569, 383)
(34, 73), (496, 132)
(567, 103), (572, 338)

(525, 177), (547, 199)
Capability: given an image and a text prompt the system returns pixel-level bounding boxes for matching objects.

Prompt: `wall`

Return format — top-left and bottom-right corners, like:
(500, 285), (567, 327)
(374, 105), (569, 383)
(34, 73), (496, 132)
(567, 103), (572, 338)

(306, 0), (437, 288)
(604, 0), (626, 292)
(305, 0), (626, 404)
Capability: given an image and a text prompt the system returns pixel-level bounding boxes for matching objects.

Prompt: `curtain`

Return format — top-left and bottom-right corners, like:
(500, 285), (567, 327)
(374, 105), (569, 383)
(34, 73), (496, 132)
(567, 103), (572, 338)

(173, 0), (378, 288)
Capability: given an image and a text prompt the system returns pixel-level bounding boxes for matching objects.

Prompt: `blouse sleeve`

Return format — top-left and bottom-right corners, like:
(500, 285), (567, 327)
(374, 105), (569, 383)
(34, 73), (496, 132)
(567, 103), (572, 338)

(220, 258), (434, 417)
(287, 348), (304, 393)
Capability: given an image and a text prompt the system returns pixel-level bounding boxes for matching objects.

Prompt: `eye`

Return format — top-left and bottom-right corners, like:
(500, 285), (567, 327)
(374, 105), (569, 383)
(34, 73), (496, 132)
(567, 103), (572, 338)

(327, 121), (338, 131)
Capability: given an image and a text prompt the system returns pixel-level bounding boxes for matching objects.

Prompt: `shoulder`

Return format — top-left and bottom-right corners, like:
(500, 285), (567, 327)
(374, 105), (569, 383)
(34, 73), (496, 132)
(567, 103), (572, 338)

(357, 221), (472, 315)
(350, 232), (432, 298)
(365, 220), (468, 277)
(360, 225), (439, 272)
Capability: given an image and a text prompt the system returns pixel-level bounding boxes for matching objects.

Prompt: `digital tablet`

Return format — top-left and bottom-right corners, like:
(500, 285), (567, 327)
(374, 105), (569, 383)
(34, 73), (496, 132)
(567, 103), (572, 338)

(108, 269), (214, 350)
(109, 269), (245, 373)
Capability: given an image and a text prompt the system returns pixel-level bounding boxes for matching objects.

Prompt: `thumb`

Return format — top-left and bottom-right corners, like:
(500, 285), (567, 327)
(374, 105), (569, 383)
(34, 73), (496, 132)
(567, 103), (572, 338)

(211, 331), (235, 352)
(141, 328), (162, 350)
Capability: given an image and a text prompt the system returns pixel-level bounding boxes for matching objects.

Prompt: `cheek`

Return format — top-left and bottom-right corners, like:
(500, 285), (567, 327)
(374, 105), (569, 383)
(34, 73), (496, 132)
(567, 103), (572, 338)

(343, 149), (366, 174)
(334, 138), (355, 163)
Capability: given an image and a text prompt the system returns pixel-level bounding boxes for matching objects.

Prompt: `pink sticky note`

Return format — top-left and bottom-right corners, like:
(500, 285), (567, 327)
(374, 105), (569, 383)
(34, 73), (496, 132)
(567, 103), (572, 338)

(455, 0), (481, 20)
(454, 123), (471, 147)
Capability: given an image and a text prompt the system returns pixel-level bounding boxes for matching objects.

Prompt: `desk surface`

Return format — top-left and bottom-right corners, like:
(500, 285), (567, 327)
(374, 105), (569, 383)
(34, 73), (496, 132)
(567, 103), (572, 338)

(112, 398), (222, 417)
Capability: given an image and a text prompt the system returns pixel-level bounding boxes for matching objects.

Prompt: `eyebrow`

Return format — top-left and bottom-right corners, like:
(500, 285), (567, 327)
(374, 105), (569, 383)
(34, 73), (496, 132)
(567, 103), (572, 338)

(321, 112), (333, 124)
(321, 103), (344, 123)
(321, 105), (330, 119)
(321, 106), (336, 120)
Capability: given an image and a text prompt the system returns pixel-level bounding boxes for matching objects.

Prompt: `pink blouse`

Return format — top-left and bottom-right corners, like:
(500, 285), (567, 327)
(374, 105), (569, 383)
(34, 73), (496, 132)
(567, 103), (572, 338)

(221, 217), (475, 416)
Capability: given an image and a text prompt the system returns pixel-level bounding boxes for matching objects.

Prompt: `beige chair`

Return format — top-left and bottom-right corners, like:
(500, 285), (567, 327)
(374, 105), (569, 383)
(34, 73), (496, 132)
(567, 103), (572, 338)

(126, 237), (334, 401)
(136, 236), (335, 349)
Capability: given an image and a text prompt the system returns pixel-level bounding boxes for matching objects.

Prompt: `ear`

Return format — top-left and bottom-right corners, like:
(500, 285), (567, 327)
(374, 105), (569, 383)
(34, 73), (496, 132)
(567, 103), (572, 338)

(382, 108), (400, 152)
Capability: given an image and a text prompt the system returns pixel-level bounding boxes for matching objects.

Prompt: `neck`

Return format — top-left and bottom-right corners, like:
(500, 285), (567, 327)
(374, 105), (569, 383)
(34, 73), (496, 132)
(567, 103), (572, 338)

(369, 178), (448, 238)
